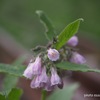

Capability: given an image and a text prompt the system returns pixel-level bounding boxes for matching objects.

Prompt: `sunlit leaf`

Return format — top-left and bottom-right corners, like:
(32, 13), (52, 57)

(55, 18), (83, 49)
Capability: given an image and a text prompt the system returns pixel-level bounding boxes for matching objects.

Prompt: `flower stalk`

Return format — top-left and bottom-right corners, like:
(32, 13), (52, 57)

(41, 90), (47, 100)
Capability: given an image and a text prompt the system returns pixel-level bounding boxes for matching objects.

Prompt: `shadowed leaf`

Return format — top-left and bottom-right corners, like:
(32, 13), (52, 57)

(0, 63), (26, 77)
(36, 10), (56, 40)
(48, 83), (79, 100)
(56, 62), (100, 73)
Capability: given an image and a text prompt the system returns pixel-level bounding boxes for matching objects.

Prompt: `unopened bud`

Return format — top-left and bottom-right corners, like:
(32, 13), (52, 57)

(67, 36), (78, 47)
(47, 48), (60, 61)
(70, 52), (86, 64)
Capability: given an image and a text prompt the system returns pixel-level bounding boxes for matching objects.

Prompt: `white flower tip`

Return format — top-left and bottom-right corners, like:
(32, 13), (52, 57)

(47, 48), (60, 61)
(23, 67), (33, 79)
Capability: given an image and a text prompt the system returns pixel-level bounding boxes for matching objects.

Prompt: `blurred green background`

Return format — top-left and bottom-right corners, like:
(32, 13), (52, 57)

(0, 0), (100, 49)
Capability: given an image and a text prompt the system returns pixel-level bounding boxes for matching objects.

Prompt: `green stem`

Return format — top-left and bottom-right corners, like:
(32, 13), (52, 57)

(41, 90), (47, 100)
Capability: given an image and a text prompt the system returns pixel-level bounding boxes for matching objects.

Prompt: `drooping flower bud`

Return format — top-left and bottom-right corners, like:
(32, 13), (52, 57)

(67, 36), (78, 47)
(30, 66), (48, 89)
(32, 56), (42, 75)
(40, 66), (48, 83)
(50, 67), (61, 86)
(70, 52), (86, 64)
(57, 80), (63, 89)
(47, 48), (60, 61)
(44, 77), (54, 91)
(23, 62), (34, 79)
(31, 76), (43, 88)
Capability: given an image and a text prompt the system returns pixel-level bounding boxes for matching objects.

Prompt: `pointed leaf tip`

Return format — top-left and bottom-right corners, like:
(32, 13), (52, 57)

(36, 10), (56, 41)
(54, 18), (83, 49)
(36, 10), (44, 16)
(78, 18), (84, 21)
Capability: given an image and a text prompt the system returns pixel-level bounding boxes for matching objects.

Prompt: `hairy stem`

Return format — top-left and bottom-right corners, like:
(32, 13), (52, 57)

(41, 90), (47, 100)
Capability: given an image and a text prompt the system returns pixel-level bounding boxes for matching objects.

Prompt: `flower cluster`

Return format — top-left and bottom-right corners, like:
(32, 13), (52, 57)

(23, 48), (62, 91)
(23, 35), (86, 91)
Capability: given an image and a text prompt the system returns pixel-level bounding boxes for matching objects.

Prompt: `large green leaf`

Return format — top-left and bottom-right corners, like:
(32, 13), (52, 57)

(36, 10), (56, 41)
(0, 88), (22, 100)
(48, 83), (79, 100)
(1, 56), (26, 96)
(0, 94), (5, 100)
(7, 88), (23, 100)
(56, 62), (100, 73)
(55, 18), (83, 50)
(2, 75), (18, 96)
(0, 63), (26, 77)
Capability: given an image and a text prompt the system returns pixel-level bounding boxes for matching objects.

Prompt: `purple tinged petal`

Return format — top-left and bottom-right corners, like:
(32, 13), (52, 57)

(70, 52), (86, 64)
(23, 62), (34, 79)
(30, 67), (49, 89)
(51, 67), (61, 86)
(67, 36), (78, 47)
(32, 56), (42, 75)
(40, 66), (48, 83)
(47, 48), (60, 61)
(23, 56), (42, 78)
(31, 76), (43, 88)
(44, 77), (54, 91)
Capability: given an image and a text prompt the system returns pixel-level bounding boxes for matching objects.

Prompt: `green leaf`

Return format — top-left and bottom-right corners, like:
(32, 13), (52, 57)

(0, 63), (26, 77)
(55, 18), (83, 49)
(2, 75), (18, 96)
(1, 56), (26, 96)
(0, 94), (5, 100)
(56, 62), (100, 73)
(36, 10), (56, 40)
(0, 88), (22, 100)
(7, 88), (23, 100)
(47, 83), (79, 100)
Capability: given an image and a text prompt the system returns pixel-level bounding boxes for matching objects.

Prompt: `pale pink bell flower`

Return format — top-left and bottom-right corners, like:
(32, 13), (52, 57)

(23, 62), (34, 79)
(47, 48), (60, 61)
(50, 67), (61, 86)
(32, 56), (42, 75)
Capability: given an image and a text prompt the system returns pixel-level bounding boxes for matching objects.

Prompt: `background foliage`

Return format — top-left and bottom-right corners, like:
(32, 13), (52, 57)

(0, 0), (100, 48)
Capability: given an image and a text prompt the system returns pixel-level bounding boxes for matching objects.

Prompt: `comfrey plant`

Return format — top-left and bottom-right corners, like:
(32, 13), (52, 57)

(23, 35), (86, 91)
(0, 10), (100, 100)
(21, 11), (100, 100)
(23, 10), (88, 100)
